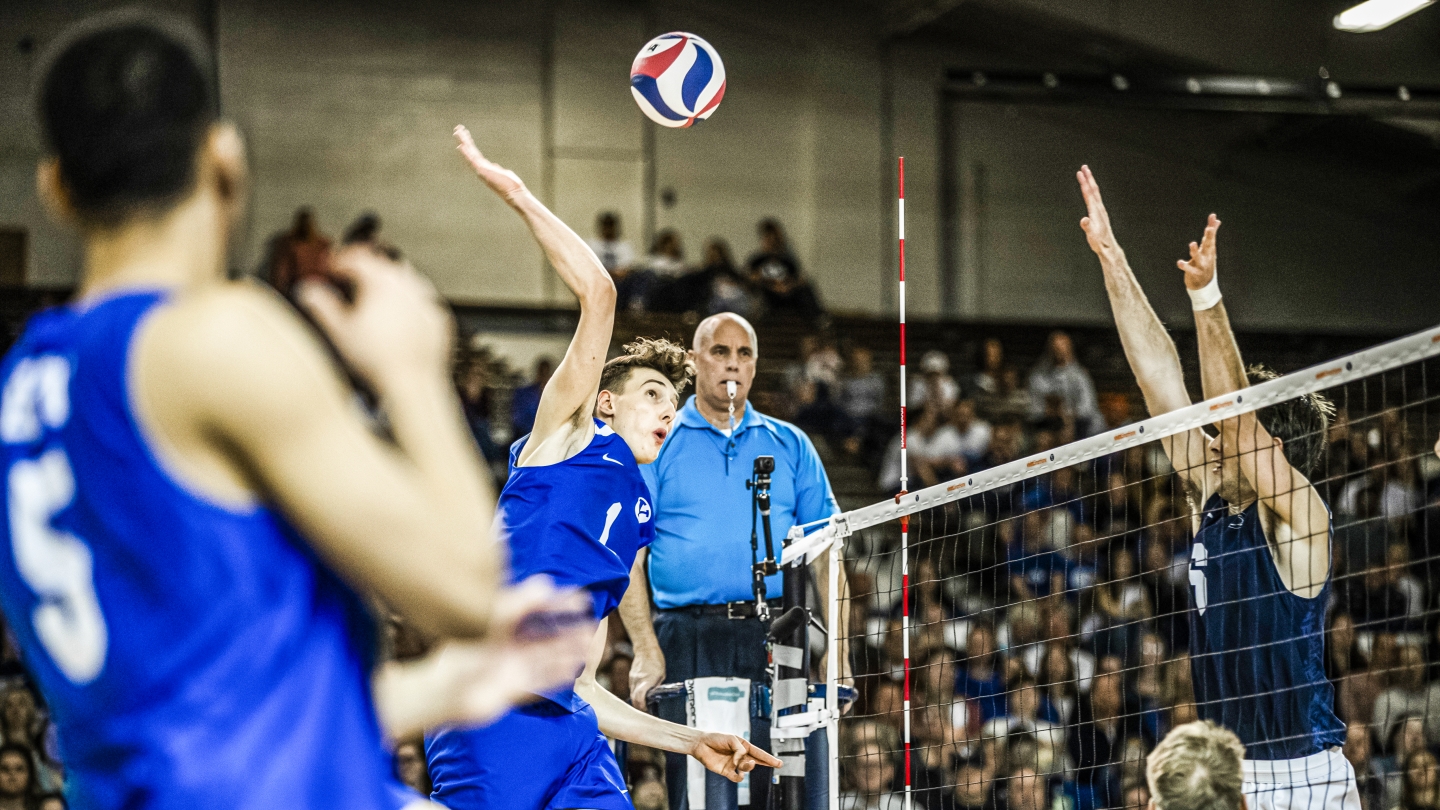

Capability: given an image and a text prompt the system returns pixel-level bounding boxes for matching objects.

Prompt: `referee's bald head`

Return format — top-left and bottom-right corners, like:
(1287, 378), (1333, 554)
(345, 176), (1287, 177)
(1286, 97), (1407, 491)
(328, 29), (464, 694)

(693, 313), (758, 356)
(1147, 721), (1246, 810)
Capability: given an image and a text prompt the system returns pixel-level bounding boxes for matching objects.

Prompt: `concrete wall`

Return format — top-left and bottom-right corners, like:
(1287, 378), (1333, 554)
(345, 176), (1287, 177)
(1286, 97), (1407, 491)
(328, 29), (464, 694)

(1, 0), (1436, 330)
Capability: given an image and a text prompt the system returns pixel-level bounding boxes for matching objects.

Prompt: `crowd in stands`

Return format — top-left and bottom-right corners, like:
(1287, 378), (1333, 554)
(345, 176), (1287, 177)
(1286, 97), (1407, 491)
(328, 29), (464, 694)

(838, 383), (1440, 810)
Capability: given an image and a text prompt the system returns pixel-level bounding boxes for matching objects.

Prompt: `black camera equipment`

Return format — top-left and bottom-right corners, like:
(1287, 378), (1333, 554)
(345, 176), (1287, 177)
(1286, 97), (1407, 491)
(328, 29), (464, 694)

(746, 455), (778, 619)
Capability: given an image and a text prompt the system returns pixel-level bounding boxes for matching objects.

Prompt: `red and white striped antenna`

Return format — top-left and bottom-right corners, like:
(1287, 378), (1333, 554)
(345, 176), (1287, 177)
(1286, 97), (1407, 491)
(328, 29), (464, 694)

(897, 156), (912, 810)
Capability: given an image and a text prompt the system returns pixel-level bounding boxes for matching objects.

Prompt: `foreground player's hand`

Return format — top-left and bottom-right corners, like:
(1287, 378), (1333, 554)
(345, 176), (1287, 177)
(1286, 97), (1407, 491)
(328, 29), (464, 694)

(297, 244), (452, 394)
(689, 732), (784, 782)
(1076, 164), (1121, 260)
(1178, 214), (1221, 290)
(454, 124), (527, 203)
(425, 577), (595, 728)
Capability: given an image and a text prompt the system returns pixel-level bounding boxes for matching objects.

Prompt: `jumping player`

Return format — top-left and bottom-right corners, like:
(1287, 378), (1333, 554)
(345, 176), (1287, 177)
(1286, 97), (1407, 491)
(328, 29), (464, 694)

(1078, 165), (1356, 810)
(0, 13), (592, 809)
(424, 126), (781, 810)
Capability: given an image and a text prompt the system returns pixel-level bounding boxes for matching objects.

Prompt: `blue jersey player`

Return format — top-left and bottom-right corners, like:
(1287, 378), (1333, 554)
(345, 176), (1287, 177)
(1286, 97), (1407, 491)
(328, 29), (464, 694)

(1079, 166), (1357, 810)
(424, 126), (781, 810)
(0, 13), (593, 809)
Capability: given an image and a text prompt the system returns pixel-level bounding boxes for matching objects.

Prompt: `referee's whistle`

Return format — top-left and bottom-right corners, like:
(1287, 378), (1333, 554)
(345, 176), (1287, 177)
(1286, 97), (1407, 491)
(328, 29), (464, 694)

(726, 380), (737, 398)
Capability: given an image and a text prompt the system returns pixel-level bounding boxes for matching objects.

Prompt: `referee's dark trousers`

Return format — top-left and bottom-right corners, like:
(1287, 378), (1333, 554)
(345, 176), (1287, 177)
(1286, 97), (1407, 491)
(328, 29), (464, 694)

(654, 604), (828, 810)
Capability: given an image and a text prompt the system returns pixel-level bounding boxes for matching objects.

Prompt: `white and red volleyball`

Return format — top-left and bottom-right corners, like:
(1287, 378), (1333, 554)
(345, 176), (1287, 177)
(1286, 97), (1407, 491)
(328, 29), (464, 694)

(629, 32), (726, 128)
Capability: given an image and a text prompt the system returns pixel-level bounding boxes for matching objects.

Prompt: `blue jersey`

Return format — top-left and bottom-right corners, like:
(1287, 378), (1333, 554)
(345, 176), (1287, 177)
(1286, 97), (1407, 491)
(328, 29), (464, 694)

(426, 420), (652, 810)
(1187, 494), (1346, 760)
(0, 292), (409, 810)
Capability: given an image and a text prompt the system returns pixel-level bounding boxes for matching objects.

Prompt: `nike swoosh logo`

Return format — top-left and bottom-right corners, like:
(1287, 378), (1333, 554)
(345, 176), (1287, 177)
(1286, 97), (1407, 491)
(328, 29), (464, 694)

(602, 453), (623, 465)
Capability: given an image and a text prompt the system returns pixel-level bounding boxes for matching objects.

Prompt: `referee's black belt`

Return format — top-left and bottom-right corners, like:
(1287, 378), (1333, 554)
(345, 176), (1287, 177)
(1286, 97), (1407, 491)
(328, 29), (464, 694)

(662, 599), (783, 620)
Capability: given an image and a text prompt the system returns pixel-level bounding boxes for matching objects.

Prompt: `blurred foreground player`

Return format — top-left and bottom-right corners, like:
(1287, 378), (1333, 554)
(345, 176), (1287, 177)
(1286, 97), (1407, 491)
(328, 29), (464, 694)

(0, 13), (592, 810)
(424, 127), (780, 810)
(1148, 721), (1247, 810)
(1078, 167), (1355, 810)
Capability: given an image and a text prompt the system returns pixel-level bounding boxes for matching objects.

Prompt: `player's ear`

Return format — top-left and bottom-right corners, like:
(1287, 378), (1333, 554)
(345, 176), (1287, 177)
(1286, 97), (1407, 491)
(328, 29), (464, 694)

(204, 122), (249, 224)
(596, 389), (616, 418)
(36, 158), (77, 227)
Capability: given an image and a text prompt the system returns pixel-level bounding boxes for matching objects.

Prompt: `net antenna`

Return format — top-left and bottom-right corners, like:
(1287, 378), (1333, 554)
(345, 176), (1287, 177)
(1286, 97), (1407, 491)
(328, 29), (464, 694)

(897, 156), (913, 810)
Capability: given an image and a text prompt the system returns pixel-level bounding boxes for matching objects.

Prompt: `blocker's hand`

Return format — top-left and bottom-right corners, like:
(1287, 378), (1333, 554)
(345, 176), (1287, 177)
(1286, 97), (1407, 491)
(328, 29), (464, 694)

(690, 732), (784, 782)
(454, 124), (527, 203)
(1178, 214), (1221, 291)
(1076, 164), (1121, 261)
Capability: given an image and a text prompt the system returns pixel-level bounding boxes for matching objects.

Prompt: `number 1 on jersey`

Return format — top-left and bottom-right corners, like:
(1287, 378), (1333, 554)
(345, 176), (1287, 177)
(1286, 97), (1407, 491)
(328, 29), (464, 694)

(597, 502), (623, 547)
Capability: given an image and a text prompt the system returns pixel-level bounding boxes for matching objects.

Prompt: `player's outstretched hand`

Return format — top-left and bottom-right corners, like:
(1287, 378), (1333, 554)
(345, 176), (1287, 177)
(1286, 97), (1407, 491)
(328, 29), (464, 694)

(690, 732), (784, 783)
(297, 244), (452, 395)
(1076, 164), (1121, 261)
(423, 576), (595, 730)
(1178, 214), (1221, 291)
(454, 125), (527, 203)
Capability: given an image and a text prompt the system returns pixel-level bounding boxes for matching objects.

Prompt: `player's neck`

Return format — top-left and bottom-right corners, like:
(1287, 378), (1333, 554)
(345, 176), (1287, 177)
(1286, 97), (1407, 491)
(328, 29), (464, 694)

(696, 393), (746, 431)
(78, 190), (229, 301)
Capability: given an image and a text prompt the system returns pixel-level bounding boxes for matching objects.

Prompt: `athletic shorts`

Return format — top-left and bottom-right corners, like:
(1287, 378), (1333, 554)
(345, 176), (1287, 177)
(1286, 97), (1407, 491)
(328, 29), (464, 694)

(425, 699), (630, 810)
(1243, 748), (1361, 810)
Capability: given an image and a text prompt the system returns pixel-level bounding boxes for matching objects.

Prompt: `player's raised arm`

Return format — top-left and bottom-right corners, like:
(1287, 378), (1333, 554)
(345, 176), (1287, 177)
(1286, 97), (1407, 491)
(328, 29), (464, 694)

(453, 125), (616, 461)
(1180, 215), (1247, 399)
(1076, 166), (1209, 501)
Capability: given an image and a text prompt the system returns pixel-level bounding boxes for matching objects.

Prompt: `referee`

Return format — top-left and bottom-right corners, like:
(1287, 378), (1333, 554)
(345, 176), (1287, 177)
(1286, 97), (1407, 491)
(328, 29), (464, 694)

(620, 313), (848, 810)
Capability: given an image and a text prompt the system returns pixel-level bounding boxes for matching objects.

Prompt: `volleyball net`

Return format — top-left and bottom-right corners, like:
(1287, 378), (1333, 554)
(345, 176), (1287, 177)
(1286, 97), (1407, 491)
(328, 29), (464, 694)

(812, 325), (1440, 810)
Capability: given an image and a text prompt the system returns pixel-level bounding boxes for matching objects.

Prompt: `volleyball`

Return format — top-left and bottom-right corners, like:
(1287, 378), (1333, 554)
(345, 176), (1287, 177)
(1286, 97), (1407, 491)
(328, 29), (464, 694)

(629, 32), (726, 128)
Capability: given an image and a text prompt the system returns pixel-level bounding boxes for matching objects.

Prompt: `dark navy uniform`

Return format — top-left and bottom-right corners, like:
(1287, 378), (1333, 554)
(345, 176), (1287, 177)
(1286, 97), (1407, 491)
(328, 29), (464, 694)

(1189, 494), (1357, 810)
(426, 419), (654, 810)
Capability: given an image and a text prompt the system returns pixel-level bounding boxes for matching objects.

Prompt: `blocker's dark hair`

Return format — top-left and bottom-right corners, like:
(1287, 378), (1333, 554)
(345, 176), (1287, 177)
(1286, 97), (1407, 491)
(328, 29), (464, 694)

(599, 337), (693, 398)
(38, 11), (217, 227)
(1248, 364), (1334, 478)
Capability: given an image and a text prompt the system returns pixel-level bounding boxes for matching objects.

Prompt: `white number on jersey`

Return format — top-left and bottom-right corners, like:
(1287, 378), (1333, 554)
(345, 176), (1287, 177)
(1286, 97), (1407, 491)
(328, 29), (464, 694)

(597, 502), (623, 547)
(1189, 541), (1209, 616)
(1, 357), (108, 684)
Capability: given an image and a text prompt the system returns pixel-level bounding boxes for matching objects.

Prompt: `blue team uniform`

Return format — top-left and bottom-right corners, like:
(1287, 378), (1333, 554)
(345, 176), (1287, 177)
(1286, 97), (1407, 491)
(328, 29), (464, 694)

(1188, 494), (1346, 761)
(426, 419), (654, 810)
(0, 292), (410, 809)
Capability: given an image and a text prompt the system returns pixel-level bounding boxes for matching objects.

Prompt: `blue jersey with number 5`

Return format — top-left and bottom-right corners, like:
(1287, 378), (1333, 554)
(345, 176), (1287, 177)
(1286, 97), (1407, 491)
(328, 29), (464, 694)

(0, 292), (410, 810)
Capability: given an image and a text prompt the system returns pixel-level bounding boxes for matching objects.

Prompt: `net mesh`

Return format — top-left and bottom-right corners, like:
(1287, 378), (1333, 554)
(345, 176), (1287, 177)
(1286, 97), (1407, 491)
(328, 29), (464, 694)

(836, 341), (1440, 810)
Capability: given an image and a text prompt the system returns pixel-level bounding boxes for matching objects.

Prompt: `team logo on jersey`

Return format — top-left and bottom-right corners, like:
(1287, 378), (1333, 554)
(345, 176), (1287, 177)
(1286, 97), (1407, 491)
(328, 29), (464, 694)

(635, 497), (652, 523)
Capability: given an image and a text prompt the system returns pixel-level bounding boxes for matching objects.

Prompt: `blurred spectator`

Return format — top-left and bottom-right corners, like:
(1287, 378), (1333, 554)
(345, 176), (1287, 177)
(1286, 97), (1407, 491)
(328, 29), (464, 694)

(1068, 663), (1155, 810)
(981, 675), (1065, 774)
(879, 405), (964, 492)
(969, 338), (1006, 397)
(1121, 781), (1150, 810)
(911, 704), (957, 810)
(0, 687), (59, 792)
(1028, 332), (1103, 436)
(951, 400), (992, 469)
(1338, 454), (1423, 524)
(1398, 749), (1440, 810)
(1326, 612), (1384, 726)
(1007, 514), (1070, 603)
(268, 208), (332, 298)
(981, 419), (1026, 471)
(618, 230), (686, 312)
(394, 740), (431, 796)
(841, 347), (889, 458)
(585, 211), (636, 277)
(341, 212), (382, 246)
(0, 743), (34, 810)
(975, 368), (1031, 425)
(1343, 556), (1416, 634)
(36, 794), (65, 810)
(956, 622), (1006, 728)
(1373, 646), (1440, 748)
(746, 219), (822, 319)
(1345, 722), (1384, 810)
(1008, 766), (1050, 810)
(700, 239), (756, 317)
(1383, 716), (1430, 810)
(1140, 533), (1189, 652)
(1036, 639), (1089, 727)
(456, 354), (501, 466)
(911, 351), (960, 414)
(842, 739), (903, 810)
(949, 748), (998, 810)
(1094, 544), (1150, 625)
(510, 356), (554, 440)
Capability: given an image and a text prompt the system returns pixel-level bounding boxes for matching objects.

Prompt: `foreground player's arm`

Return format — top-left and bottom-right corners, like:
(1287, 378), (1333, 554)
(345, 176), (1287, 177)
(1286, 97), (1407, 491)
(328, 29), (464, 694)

(1077, 165), (1209, 501)
(453, 125), (616, 462)
(618, 549), (666, 710)
(134, 252), (498, 639)
(375, 578), (595, 741)
(575, 617), (783, 780)
(1180, 215), (1247, 400)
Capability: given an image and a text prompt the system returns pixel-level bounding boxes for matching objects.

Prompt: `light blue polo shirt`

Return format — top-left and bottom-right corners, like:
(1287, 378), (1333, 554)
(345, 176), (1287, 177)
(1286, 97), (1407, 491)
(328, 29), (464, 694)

(641, 396), (839, 609)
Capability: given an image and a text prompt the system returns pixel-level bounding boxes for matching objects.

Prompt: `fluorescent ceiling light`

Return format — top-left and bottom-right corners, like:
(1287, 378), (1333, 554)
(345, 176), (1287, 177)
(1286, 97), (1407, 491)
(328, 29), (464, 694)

(1334, 0), (1434, 32)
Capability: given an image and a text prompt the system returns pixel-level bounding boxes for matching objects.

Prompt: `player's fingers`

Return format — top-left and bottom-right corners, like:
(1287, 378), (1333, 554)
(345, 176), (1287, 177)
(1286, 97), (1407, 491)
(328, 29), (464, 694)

(295, 281), (348, 335)
(746, 739), (784, 767)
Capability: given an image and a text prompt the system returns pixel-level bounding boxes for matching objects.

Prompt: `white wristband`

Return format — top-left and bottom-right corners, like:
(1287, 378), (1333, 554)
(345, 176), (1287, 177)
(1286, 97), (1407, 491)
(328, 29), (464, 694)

(1188, 274), (1222, 311)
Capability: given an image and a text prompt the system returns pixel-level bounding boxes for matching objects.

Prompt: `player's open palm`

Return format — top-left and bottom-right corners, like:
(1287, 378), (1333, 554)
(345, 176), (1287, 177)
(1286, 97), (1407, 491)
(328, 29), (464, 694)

(297, 244), (453, 394)
(1178, 214), (1221, 291)
(454, 125), (527, 202)
(1076, 164), (1120, 260)
(691, 732), (784, 782)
